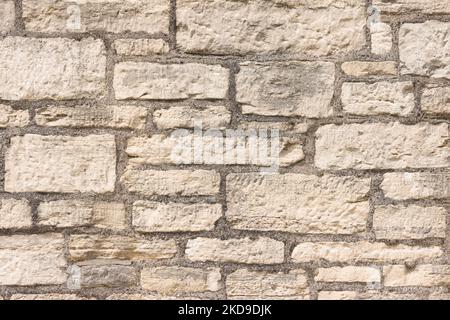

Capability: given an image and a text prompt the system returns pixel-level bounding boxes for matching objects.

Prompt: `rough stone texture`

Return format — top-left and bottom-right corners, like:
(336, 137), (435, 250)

(226, 269), (309, 300)
(114, 63), (228, 100)
(292, 242), (443, 264)
(0, 234), (66, 285)
(341, 82), (415, 116)
(382, 172), (450, 200)
(0, 198), (32, 229)
(384, 265), (450, 287)
(227, 173), (370, 234)
(68, 264), (138, 289)
(69, 235), (177, 262)
(373, 205), (447, 240)
(38, 200), (127, 229)
(185, 237), (284, 264)
(121, 168), (220, 196)
(177, 0), (366, 56)
(0, 105), (29, 127)
(317, 291), (422, 300)
(133, 201), (222, 232)
(422, 85), (450, 114)
(153, 106), (231, 130)
(0, 37), (106, 100)
(315, 267), (381, 283)
(237, 62), (335, 118)
(10, 294), (85, 300)
(238, 121), (309, 134)
(341, 62), (397, 77)
(373, 0), (450, 15)
(0, 1), (15, 34)
(5, 134), (116, 193)
(36, 105), (147, 129)
(399, 22), (450, 79)
(114, 39), (169, 56)
(370, 22), (393, 55)
(315, 123), (450, 170)
(23, 0), (169, 34)
(141, 267), (221, 294)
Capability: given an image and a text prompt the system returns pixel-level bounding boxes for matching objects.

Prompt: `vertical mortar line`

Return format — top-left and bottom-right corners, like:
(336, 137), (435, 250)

(332, 62), (345, 116)
(14, 0), (25, 34)
(169, 0), (177, 52)
(227, 60), (241, 129)
(413, 79), (425, 121)
(365, 0), (374, 54)
(368, 173), (384, 241)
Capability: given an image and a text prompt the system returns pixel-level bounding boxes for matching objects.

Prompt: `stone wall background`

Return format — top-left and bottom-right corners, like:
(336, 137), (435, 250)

(0, 0), (449, 300)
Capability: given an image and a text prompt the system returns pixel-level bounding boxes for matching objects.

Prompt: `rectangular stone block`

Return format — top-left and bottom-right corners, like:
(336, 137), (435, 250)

(226, 173), (370, 234)
(177, 0), (366, 57)
(237, 62), (335, 117)
(373, 205), (447, 240)
(373, 0), (450, 15)
(68, 264), (138, 289)
(315, 123), (450, 170)
(370, 22), (393, 55)
(0, 198), (32, 229)
(0, 105), (29, 128)
(114, 39), (169, 56)
(114, 62), (228, 100)
(238, 121), (309, 134)
(384, 265), (450, 287)
(422, 85), (450, 114)
(132, 201), (222, 232)
(341, 61), (397, 77)
(0, 234), (66, 285)
(0, 37), (106, 100)
(121, 169), (220, 196)
(0, 1), (15, 34)
(11, 294), (84, 300)
(23, 0), (169, 33)
(315, 266), (381, 283)
(226, 269), (309, 300)
(36, 105), (147, 129)
(5, 134), (116, 193)
(185, 237), (284, 264)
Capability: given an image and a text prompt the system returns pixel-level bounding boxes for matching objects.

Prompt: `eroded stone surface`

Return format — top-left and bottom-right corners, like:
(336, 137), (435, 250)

(0, 1), (15, 34)
(341, 62), (397, 77)
(373, 0), (450, 15)
(0, 199), (32, 229)
(114, 39), (169, 56)
(384, 265), (450, 287)
(315, 267), (381, 283)
(0, 105), (29, 127)
(422, 85), (450, 114)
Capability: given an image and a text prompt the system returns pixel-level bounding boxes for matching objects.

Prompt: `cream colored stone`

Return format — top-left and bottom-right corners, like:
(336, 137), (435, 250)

(237, 62), (335, 117)
(114, 39), (169, 56)
(316, 266), (380, 283)
(238, 121), (309, 134)
(177, 0), (366, 56)
(0, 198), (32, 229)
(342, 81), (414, 116)
(341, 62), (397, 77)
(315, 123), (450, 170)
(5, 134), (116, 193)
(370, 22), (393, 55)
(0, 105), (29, 127)
(399, 21), (450, 79)
(69, 234), (177, 262)
(23, 0), (169, 33)
(374, 205), (447, 240)
(0, 37), (105, 100)
(68, 264), (137, 289)
(133, 201), (221, 232)
(382, 172), (450, 200)
(38, 200), (126, 229)
(0, 1), (15, 34)
(373, 0), (450, 15)
(384, 265), (450, 287)
(227, 269), (309, 300)
(141, 267), (221, 294)
(114, 62), (228, 100)
(292, 242), (442, 264)
(422, 85), (450, 114)
(318, 291), (358, 300)
(106, 293), (200, 300)
(36, 105), (147, 129)
(186, 237), (284, 264)
(153, 106), (231, 130)
(0, 234), (66, 285)
(11, 294), (84, 300)
(318, 291), (421, 300)
(226, 173), (370, 234)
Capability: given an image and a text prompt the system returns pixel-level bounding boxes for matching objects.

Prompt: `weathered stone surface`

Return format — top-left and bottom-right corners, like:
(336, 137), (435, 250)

(38, 200), (126, 229)
(106, 293), (200, 300)
(36, 105), (147, 129)
(114, 39), (169, 56)
(0, 234), (66, 285)
(133, 201), (222, 232)
(226, 173), (370, 234)
(121, 169), (220, 196)
(422, 85), (450, 114)
(185, 237), (284, 264)
(5, 134), (116, 193)
(373, 205), (447, 240)
(399, 22), (450, 79)
(153, 106), (231, 130)
(0, 105), (29, 128)
(292, 242), (442, 264)
(69, 235), (177, 261)
(237, 62), (335, 118)
(23, 0), (169, 33)
(315, 267), (381, 283)
(0, 198), (32, 229)
(318, 291), (420, 300)
(370, 22), (392, 55)
(0, 1), (15, 34)
(177, 0), (366, 56)
(341, 81), (414, 116)
(373, 0), (450, 15)
(238, 121), (309, 134)
(0, 37), (106, 100)
(341, 62), (397, 77)
(384, 265), (450, 287)
(382, 172), (450, 200)
(11, 294), (85, 300)
(114, 63), (228, 100)
(141, 267), (221, 294)
(226, 269), (309, 300)
(68, 264), (138, 289)
(315, 123), (450, 170)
